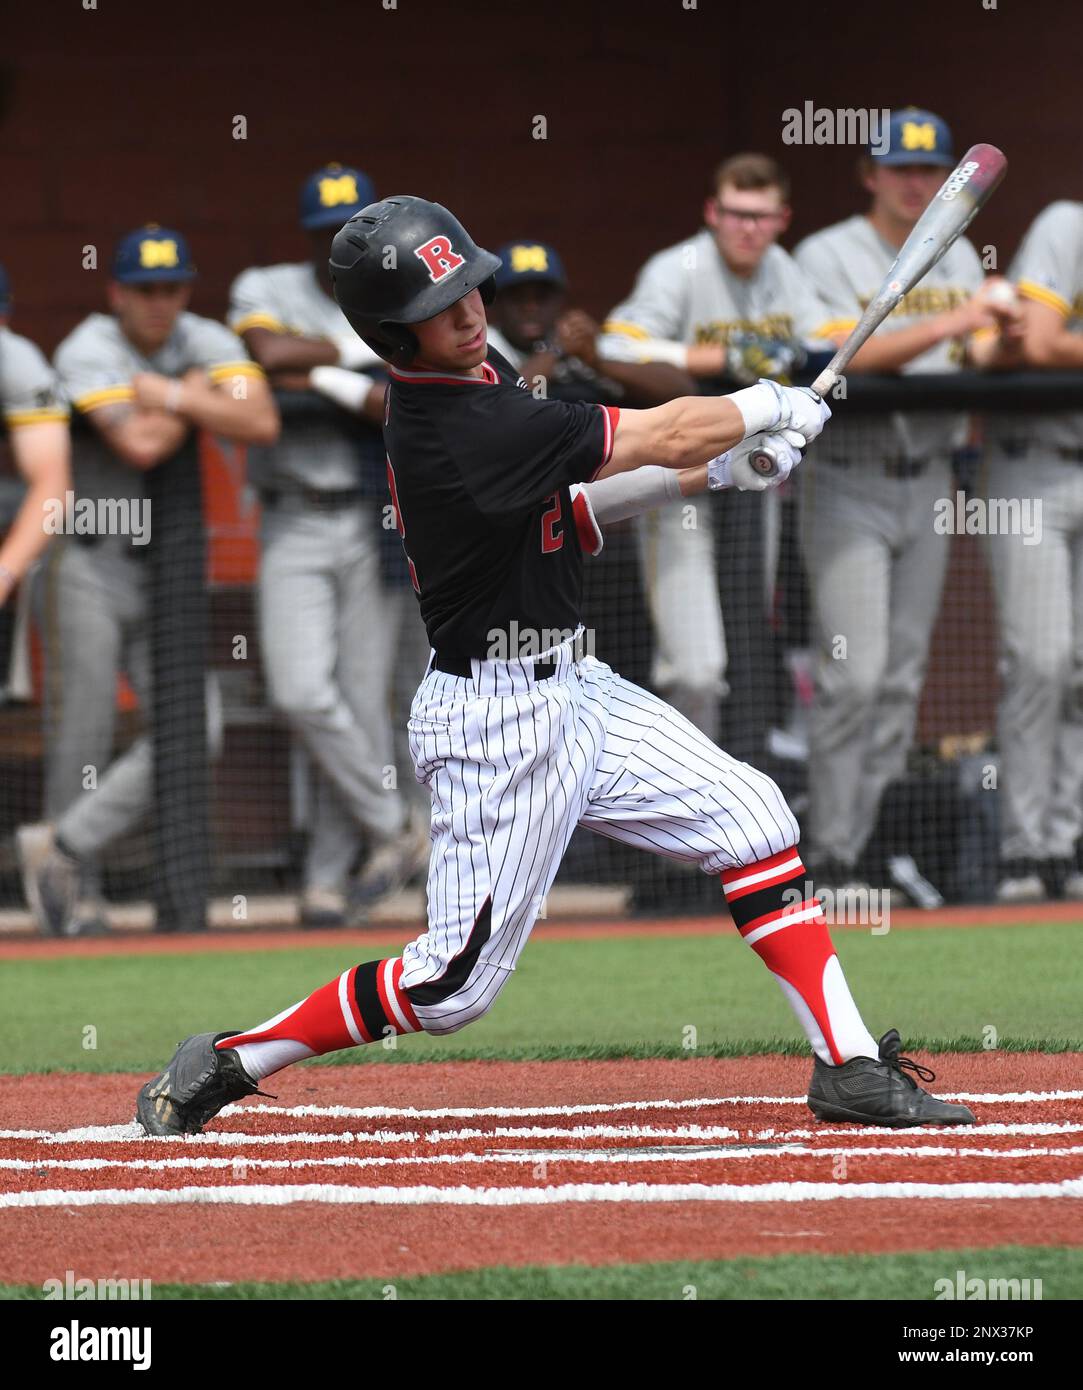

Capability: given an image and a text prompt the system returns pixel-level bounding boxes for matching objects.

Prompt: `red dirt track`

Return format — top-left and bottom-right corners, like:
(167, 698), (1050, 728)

(2, 1054), (1080, 1286)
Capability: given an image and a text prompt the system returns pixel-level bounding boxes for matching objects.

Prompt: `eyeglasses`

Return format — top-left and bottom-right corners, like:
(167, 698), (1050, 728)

(715, 204), (786, 226)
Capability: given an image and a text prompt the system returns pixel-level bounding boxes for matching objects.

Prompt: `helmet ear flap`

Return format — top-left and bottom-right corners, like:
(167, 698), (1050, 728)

(479, 274), (497, 307)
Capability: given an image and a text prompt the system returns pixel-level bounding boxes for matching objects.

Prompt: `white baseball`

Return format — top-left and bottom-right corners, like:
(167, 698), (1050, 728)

(986, 280), (1017, 307)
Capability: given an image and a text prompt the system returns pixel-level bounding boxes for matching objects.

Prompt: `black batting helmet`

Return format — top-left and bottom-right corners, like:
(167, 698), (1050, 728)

(329, 196), (501, 364)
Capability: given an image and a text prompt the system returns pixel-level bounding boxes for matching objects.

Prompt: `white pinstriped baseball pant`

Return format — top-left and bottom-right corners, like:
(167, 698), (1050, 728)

(403, 639), (799, 1034)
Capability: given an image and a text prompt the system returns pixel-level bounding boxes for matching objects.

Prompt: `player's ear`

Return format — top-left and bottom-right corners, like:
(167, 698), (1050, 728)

(777, 204), (792, 235)
(703, 194), (721, 231)
(857, 156), (878, 198)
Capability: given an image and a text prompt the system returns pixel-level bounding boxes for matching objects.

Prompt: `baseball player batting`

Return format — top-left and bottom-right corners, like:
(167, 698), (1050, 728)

(136, 197), (974, 1135)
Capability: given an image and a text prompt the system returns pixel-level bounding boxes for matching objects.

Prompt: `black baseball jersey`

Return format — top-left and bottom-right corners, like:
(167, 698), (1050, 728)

(384, 346), (618, 662)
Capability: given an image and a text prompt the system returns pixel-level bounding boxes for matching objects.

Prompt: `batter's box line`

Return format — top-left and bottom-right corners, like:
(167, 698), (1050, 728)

(219, 1088), (1083, 1121)
(5, 1178), (1083, 1209)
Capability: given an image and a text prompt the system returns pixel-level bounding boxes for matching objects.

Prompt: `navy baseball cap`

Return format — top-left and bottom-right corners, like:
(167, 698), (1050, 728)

(112, 225), (197, 283)
(300, 164), (376, 230)
(0, 262), (9, 316)
(872, 108), (955, 167)
(494, 241), (568, 292)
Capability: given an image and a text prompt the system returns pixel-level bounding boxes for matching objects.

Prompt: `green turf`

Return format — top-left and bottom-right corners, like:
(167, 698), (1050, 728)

(1, 1245), (1078, 1300)
(0, 921), (1078, 1073)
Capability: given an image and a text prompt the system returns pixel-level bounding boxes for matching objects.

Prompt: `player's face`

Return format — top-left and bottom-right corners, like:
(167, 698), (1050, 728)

(109, 282), (191, 351)
(864, 163), (946, 227)
(492, 281), (564, 351)
(412, 289), (488, 372)
(705, 184), (790, 274)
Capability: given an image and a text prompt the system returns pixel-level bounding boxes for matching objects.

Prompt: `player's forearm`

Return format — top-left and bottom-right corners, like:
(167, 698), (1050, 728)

(597, 358), (697, 405)
(845, 314), (964, 372)
(179, 379), (280, 445)
(641, 394), (747, 468)
(243, 326), (339, 373)
(1022, 326), (1083, 369)
(113, 410), (191, 470)
(0, 467), (68, 595)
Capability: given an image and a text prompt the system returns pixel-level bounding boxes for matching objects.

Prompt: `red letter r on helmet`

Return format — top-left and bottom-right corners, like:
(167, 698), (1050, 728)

(414, 236), (465, 283)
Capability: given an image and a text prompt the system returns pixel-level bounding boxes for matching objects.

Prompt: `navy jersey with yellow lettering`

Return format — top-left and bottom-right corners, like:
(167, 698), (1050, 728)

(384, 346), (618, 662)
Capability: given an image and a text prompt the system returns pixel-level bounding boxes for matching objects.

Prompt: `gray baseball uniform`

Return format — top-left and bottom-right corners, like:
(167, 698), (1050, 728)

(229, 263), (425, 891)
(794, 216), (984, 868)
(0, 327), (68, 431)
(984, 201), (1083, 864)
(40, 312), (257, 865)
(599, 229), (833, 744)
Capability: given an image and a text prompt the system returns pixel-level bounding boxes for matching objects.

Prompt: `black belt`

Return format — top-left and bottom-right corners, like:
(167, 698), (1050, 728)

(996, 441), (1083, 462)
(261, 487), (364, 511)
(433, 652), (559, 680)
(821, 456), (931, 478)
(71, 533), (150, 559)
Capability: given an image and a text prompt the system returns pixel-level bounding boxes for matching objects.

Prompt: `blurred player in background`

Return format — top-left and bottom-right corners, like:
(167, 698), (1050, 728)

(794, 110), (1021, 901)
(486, 240), (695, 406)
(982, 199), (1083, 903)
(0, 263), (71, 609)
(229, 166), (430, 928)
(600, 153), (836, 749)
(17, 225), (276, 935)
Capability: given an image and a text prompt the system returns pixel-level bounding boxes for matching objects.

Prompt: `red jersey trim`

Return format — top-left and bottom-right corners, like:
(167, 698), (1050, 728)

(588, 404), (620, 481)
(389, 361), (499, 386)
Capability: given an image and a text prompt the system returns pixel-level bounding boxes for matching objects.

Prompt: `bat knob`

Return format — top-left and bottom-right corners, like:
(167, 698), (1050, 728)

(750, 449), (779, 477)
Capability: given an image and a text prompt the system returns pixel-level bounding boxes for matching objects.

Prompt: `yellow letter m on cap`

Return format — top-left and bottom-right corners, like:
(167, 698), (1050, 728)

(139, 238), (180, 269)
(511, 244), (550, 274)
(901, 121), (936, 152)
(319, 174), (359, 208)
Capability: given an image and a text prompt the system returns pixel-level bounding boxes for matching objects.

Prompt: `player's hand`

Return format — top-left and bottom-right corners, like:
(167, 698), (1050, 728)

(685, 342), (727, 377)
(733, 379), (831, 442)
(131, 372), (177, 411)
(723, 333), (806, 386)
(707, 428), (806, 492)
(556, 310), (600, 368)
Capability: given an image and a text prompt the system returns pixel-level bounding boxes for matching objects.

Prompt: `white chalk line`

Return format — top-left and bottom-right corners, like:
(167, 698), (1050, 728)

(4, 1178), (1083, 1209)
(2, 1144), (1081, 1175)
(4, 1120), (1083, 1147)
(761, 1122), (1083, 1139)
(221, 1089), (1083, 1121)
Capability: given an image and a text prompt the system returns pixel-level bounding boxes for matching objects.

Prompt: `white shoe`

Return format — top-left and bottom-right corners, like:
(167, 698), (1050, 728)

(299, 887), (346, 929)
(351, 810), (431, 914)
(1061, 872), (1083, 900)
(996, 874), (1046, 905)
(16, 822), (80, 936)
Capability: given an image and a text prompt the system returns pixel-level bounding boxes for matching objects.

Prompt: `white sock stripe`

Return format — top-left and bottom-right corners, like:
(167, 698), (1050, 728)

(723, 854), (803, 896)
(337, 969), (364, 1046)
(381, 960), (414, 1034)
(742, 901), (824, 946)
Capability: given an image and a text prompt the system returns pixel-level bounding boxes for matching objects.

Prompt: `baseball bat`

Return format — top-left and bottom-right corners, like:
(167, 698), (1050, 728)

(749, 142), (1008, 476)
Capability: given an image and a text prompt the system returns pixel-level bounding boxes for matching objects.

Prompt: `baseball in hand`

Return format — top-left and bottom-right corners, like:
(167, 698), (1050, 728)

(986, 280), (1017, 308)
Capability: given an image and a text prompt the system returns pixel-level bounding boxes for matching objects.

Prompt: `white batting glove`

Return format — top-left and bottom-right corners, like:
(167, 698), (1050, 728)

(707, 428), (807, 492)
(731, 379), (831, 443)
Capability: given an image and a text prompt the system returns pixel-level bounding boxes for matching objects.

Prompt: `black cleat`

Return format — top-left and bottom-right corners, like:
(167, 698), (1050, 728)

(135, 1031), (269, 1137)
(807, 1029), (976, 1128)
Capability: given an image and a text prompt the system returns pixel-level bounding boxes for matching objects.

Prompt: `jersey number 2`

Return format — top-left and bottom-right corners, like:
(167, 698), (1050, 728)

(541, 493), (565, 553)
